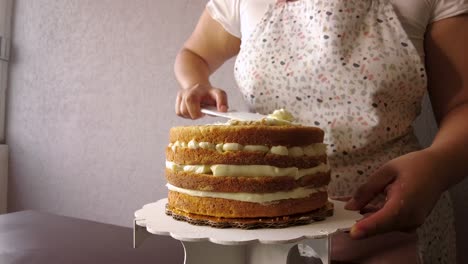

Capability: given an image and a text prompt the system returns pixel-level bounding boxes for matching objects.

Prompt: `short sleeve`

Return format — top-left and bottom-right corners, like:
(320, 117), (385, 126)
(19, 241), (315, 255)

(206, 0), (242, 38)
(430, 0), (468, 22)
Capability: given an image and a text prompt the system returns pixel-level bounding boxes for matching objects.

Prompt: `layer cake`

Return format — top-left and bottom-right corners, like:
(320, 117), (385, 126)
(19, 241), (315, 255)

(165, 110), (332, 228)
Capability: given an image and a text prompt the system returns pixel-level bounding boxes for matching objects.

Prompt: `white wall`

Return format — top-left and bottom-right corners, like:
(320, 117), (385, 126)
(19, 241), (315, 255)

(5, 0), (467, 262)
(6, 0), (243, 225)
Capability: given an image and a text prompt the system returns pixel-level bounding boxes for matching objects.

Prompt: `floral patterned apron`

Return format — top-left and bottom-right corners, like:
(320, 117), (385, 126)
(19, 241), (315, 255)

(233, 0), (455, 262)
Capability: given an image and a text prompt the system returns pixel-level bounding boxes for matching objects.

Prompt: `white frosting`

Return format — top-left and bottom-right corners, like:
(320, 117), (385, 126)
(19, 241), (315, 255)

(304, 144), (326, 156)
(183, 165), (212, 174)
(170, 141), (179, 151)
(267, 109), (295, 122)
(167, 183), (327, 203)
(184, 140), (216, 150)
(288, 147), (304, 157)
(264, 109), (295, 125)
(223, 143), (243, 151)
(218, 109), (297, 126)
(215, 143), (224, 152)
(170, 142), (326, 157)
(166, 161), (212, 174)
(211, 164), (297, 177)
(270, 146), (289, 156)
(188, 139), (199, 149)
(263, 118), (293, 126)
(296, 164), (330, 178)
(244, 145), (270, 152)
(199, 142), (215, 149)
(166, 161), (330, 180)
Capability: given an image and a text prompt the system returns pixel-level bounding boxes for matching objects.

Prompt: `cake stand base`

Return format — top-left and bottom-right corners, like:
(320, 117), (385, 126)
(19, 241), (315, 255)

(134, 199), (361, 264)
(176, 238), (329, 264)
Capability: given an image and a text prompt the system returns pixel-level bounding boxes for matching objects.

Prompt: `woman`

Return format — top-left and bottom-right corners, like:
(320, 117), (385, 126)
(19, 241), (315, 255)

(174, 0), (468, 262)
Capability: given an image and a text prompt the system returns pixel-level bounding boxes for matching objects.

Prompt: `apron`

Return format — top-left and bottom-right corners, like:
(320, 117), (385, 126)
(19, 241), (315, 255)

(233, 0), (456, 262)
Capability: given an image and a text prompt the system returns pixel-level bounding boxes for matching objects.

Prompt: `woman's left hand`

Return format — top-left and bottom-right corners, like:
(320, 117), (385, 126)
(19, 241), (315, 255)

(345, 149), (447, 239)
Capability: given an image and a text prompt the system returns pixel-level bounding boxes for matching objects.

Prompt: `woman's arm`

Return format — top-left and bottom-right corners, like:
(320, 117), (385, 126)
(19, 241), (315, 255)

(345, 14), (468, 239)
(424, 14), (468, 190)
(174, 9), (241, 119)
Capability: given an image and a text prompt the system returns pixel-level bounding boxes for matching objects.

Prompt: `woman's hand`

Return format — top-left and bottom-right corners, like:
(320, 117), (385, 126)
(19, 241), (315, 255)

(173, 8), (240, 120)
(345, 149), (447, 239)
(175, 83), (228, 119)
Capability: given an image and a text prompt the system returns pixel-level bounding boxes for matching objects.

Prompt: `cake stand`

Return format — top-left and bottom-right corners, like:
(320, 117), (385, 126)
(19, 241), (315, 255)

(134, 198), (361, 264)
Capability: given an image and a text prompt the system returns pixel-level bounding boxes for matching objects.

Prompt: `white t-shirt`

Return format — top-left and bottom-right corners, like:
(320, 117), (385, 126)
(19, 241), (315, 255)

(207, 0), (468, 57)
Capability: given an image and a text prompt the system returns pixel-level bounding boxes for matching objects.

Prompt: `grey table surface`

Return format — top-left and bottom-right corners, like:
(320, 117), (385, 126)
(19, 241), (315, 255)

(0, 210), (184, 264)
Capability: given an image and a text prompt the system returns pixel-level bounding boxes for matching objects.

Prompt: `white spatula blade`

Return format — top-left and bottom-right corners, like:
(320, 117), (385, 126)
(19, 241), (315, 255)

(201, 107), (266, 121)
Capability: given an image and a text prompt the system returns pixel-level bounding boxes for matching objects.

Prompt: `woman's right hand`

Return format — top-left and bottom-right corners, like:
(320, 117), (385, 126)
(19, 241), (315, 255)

(174, 8), (240, 119)
(175, 83), (228, 119)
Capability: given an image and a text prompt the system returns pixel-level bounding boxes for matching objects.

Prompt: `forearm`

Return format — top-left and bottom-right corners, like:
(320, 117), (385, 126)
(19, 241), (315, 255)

(174, 48), (212, 90)
(425, 103), (468, 191)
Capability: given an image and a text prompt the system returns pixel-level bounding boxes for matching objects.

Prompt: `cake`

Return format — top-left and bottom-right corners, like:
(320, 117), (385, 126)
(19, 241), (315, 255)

(165, 109), (333, 228)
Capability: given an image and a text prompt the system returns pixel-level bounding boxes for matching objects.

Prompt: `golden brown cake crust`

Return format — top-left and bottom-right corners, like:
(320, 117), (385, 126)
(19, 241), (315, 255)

(167, 190), (328, 218)
(166, 169), (331, 193)
(166, 148), (327, 168)
(169, 125), (324, 146)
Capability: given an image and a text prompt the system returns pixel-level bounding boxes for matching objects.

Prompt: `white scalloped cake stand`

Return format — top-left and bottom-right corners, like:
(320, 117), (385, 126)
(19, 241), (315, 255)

(134, 198), (361, 264)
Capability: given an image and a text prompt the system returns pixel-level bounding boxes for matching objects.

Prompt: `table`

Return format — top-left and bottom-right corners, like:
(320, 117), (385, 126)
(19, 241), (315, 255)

(0, 210), (184, 264)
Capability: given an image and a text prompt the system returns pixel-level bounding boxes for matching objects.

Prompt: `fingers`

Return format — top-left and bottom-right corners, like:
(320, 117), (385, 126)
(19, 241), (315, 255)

(185, 90), (203, 119)
(175, 91), (182, 116)
(175, 84), (228, 119)
(349, 180), (422, 239)
(345, 166), (396, 211)
(349, 194), (401, 239)
(358, 204), (382, 214)
(346, 151), (442, 240)
(209, 88), (228, 112)
(176, 88), (201, 119)
(176, 89), (196, 119)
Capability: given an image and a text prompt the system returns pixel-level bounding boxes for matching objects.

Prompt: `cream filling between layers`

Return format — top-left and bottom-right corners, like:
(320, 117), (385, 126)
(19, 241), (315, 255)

(166, 161), (330, 180)
(167, 183), (327, 203)
(170, 141), (327, 157)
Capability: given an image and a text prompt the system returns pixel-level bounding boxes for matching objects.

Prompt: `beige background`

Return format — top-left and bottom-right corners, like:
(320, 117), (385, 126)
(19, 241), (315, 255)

(5, 0), (468, 262)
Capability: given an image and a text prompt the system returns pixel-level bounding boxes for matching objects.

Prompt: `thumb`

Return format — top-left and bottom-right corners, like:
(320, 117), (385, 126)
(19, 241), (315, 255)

(345, 165), (396, 211)
(209, 88), (228, 112)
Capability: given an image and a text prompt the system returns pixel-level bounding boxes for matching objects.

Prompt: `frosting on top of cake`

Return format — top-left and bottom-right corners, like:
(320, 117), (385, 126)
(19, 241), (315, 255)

(221, 108), (296, 126)
(267, 109), (295, 122)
